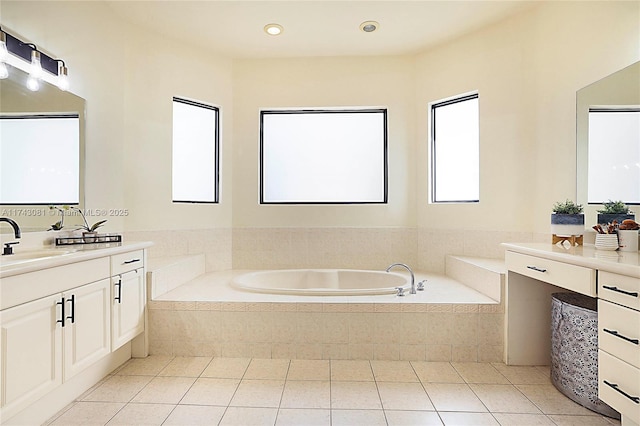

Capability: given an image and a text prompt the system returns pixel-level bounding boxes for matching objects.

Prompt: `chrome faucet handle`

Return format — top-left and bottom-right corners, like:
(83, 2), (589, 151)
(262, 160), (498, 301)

(396, 287), (406, 297)
(3, 241), (19, 255)
(417, 280), (426, 291)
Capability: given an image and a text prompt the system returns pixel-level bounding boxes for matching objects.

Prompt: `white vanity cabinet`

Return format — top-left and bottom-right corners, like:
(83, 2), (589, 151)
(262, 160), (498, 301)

(598, 271), (640, 425)
(0, 243), (150, 424)
(62, 278), (112, 381)
(111, 250), (146, 351)
(503, 243), (640, 426)
(0, 257), (109, 419)
(0, 294), (63, 418)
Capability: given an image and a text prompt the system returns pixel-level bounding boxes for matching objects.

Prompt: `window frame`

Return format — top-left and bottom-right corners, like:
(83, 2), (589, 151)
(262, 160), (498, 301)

(259, 108), (388, 205)
(430, 93), (480, 204)
(171, 96), (220, 204)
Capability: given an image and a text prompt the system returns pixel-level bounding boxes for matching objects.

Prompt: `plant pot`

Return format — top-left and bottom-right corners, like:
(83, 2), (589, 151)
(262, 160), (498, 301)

(617, 229), (639, 252)
(551, 214), (585, 237)
(595, 234), (618, 251)
(597, 213), (635, 226)
(82, 231), (98, 243)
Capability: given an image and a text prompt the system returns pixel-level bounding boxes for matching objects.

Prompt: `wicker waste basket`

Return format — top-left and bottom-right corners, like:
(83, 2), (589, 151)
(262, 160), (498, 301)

(550, 292), (619, 418)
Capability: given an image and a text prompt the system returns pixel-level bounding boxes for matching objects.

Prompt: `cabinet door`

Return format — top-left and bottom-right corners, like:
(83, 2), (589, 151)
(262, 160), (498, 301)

(112, 268), (145, 351)
(63, 279), (111, 381)
(0, 294), (63, 419)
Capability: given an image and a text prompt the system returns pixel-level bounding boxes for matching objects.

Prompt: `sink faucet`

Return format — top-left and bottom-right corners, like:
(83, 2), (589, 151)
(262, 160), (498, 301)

(1, 217), (21, 255)
(0, 217), (21, 239)
(386, 263), (415, 294)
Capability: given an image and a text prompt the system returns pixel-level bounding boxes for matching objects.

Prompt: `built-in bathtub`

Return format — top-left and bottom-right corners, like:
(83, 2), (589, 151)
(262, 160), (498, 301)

(231, 269), (409, 296)
(148, 267), (505, 362)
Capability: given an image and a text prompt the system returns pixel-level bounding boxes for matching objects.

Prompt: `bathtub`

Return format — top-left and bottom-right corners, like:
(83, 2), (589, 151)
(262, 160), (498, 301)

(231, 269), (410, 296)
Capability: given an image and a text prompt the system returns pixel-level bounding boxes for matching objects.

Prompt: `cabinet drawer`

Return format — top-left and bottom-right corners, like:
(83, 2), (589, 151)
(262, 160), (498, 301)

(598, 299), (640, 368)
(505, 251), (596, 296)
(599, 271), (640, 311)
(598, 350), (640, 424)
(111, 250), (144, 275)
(0, 258), (110, 310)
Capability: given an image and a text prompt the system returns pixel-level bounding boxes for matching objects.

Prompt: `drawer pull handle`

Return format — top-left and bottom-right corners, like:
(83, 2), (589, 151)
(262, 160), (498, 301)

(526, 266), (547, 273)
(603, 328), (639, 345)
(56, 298), (65, 327)
(603, 380), (640, 404)
(123, 258), (140, 265)
(602, 285), (638, 297)
(114, 278), (122, 304)
(66, 294), (75, 324)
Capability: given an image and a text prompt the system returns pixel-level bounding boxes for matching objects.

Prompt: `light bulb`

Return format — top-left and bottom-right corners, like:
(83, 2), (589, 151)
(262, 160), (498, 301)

(57, 64), (69, 91)
(264, 24), (283, 36)
(0, 62), (8, 79)
(27, 75), (40, 91)
(30, 50), (42, 79)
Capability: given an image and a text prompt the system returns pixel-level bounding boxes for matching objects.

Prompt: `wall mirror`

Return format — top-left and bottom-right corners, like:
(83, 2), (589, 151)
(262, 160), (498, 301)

(0, 64), (85, 233)
(577, 61), (640, 214)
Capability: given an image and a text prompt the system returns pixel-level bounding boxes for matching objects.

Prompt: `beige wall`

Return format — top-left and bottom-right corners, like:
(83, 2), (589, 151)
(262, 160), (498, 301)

(1, 1), (234, 234)
(232, 56), (416, 227)
(2, 1), (638, 240)
(415, 1), (639, 233)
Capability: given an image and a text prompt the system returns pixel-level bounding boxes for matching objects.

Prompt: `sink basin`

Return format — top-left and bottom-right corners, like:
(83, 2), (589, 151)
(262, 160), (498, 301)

(0, 249), (77, 265)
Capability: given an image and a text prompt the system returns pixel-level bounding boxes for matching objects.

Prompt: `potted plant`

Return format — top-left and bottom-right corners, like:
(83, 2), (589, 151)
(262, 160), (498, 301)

(48, 205), (68, 231)
(597, 200), (634, 225)
(551, 199), (585, 237)
(71, 207), (107, 243)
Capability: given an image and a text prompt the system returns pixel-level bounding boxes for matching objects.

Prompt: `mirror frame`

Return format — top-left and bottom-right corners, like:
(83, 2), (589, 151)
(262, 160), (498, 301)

(0, 64), (86, 232)
(576, 61), (640, 212)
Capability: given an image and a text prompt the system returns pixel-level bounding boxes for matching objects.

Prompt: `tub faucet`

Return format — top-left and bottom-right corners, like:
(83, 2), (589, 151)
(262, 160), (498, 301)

(386, 263), (415, 294)
(0, 217), (21, 239)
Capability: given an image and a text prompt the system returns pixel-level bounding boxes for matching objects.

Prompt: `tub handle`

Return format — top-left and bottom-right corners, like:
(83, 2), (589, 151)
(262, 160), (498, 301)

(396, 287), (406, 297)
(417, 280), (426, 291)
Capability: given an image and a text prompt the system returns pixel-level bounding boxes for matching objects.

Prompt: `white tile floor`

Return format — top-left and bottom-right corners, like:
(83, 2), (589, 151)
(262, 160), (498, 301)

(46, 356), (622, 426)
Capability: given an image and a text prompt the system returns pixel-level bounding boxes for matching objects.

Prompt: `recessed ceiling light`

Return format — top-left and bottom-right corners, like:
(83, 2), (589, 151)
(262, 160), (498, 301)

(264, 23), (283, 36)
(360, 21), (379, 33)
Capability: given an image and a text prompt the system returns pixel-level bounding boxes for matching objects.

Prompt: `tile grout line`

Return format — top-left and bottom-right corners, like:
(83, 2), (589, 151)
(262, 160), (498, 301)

(273, 359), (292, 426)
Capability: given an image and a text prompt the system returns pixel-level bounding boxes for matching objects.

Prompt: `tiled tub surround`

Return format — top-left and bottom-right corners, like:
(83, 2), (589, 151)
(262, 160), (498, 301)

(148, 271), (504, 363)
(125, 227), (545, 274)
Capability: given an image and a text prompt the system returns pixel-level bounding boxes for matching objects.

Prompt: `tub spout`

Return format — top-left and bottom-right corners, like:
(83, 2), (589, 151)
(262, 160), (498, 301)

(386, 263), (415, 294)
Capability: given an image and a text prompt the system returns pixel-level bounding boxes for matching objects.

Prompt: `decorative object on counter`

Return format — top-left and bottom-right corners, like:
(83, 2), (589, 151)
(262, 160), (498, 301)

(48, 206), (107, 243)
(71, 207), (107, 243)
(55, 234), (122, 246)
(593, 221), (620, 250)
(597, 200), (635, 226)
(617, 219), (639, 252)
(551, 199), (584, 245)
(595, 234), (619, 251)
(48, 205), (69, 231)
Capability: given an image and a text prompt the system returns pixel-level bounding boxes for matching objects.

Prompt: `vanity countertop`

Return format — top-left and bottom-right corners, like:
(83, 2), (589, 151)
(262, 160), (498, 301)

(0, 241), (153, 278)
(502, 242), (640, 277)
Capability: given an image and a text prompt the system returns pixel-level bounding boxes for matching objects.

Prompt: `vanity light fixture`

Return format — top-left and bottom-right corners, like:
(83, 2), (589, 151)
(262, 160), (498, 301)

(0, 27), (70, 90)
(264, 23), (283, 36)
(360, 21), (379, 33)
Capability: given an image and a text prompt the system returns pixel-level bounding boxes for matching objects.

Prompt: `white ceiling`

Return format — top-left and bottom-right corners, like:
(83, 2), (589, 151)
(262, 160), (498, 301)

(105, 1), (540, 59)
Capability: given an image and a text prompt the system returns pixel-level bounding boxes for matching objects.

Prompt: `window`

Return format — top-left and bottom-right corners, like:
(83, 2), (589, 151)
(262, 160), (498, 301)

(172, 97), (219, 203)
(587, 108), (640, 204)
(430, 93), (479, 203)
(260, 109), (387, 204)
